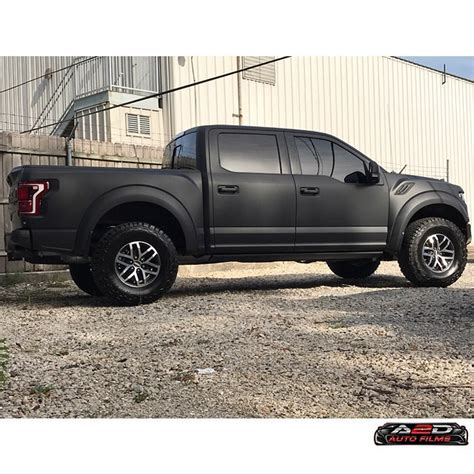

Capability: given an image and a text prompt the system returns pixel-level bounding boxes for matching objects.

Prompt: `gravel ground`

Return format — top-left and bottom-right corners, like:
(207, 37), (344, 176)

(0, 259), (472, 418)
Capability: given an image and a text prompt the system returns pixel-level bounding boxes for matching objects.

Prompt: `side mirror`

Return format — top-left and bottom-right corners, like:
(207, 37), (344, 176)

(366, 161), (380, 184)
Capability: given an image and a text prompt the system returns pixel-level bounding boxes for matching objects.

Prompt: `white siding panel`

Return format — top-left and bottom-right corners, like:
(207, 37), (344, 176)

(170, 56), (473, 214)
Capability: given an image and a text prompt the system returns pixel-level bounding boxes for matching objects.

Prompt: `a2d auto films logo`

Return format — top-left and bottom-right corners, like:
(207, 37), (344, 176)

(374, 423), (468, 445)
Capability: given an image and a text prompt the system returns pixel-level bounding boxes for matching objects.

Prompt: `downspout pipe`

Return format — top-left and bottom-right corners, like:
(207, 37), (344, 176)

(236, 56), (243, 125)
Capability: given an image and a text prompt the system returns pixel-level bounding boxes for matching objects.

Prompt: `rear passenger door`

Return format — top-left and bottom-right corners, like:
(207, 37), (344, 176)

(287, 133), (389, 252)
(209, 129), (296, 254)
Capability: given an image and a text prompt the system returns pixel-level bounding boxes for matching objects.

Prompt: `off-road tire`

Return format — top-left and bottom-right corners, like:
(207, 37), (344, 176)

(398, 217), (467, 287)
(91, 222), (178, 305)
(327, 259), (380, 279)
(69, 263), (103, 296)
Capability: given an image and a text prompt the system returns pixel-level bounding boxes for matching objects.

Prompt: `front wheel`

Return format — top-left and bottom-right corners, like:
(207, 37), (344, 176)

(398, 217), (467, 287)
(327, 259), (380, 279)
(91, 222), (179, 306)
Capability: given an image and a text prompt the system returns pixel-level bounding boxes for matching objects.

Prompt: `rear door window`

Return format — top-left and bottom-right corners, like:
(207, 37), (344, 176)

(218, 133), (281, 174)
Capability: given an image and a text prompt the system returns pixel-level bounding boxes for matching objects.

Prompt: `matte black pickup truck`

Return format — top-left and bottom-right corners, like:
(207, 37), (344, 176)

(6, 125), (471, 305)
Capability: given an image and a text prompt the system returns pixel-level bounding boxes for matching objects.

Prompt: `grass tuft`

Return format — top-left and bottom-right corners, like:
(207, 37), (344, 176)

(31, 384), (55, 396)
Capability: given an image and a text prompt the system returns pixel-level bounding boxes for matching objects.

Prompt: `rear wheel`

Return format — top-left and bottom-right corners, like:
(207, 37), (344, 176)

(91, 222), (178, 306)
(398, 217), (467, 287)
(327, 259), (380, 279)
(69, 263), (103, 296)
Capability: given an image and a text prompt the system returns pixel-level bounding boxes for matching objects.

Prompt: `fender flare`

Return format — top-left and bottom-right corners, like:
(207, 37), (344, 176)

(386, 191), (469, 255)
(74, 185), (198, 256)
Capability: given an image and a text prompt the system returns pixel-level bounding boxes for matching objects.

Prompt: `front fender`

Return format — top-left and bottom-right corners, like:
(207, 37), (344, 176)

(386, 191), (469, 255)
(74, 185), (199, 256)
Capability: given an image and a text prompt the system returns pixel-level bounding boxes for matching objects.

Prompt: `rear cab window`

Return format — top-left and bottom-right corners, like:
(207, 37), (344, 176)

(162, 132), (198, 170)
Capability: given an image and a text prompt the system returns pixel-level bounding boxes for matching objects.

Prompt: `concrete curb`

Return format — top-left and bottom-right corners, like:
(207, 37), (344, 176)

(0, 263), (282, 286)
(0, 270), (70, 286)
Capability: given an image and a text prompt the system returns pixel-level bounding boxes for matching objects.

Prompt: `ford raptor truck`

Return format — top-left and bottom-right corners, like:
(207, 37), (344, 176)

(6, 125), (471, 305)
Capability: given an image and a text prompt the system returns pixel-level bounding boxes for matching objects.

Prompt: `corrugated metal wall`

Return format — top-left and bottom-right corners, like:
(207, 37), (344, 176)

(0, 56), (75, 133)
(0, 57), (162, 133)
(1, 56), (472, 213)
(169, 56), (474, 215)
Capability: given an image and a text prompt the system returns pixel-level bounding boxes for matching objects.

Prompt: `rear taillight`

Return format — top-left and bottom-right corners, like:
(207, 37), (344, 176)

(17, 181), (50, 216)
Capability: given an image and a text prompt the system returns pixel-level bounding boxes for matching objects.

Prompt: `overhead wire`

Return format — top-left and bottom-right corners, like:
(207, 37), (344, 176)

(21, 56), (291, 134)
(0, 56), (99, 94)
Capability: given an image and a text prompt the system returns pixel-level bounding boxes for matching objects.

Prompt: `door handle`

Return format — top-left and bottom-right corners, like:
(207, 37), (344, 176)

(218, 185), (239, 194)
(300, 186), (319, 195)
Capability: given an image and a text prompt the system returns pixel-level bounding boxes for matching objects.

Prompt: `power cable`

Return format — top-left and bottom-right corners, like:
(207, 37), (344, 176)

(21, 56), (291, 134)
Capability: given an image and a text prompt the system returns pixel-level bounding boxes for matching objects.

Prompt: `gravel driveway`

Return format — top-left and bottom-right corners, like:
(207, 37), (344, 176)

(0, 260), (472, 418)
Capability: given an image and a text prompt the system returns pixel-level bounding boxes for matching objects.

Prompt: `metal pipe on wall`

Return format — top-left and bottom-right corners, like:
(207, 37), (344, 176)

(236, 56), (243, 125)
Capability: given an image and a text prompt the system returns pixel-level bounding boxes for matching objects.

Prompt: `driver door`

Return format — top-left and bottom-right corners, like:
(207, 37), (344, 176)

(286, 133), (389, 252)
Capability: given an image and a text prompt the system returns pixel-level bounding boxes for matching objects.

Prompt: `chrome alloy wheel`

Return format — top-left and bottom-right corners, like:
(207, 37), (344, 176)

(422, 233), (455, 273)
(114, 241), (161, 288)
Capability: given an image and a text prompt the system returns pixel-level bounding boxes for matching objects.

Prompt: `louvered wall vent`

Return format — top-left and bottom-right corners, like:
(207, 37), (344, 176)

(242, 56), (276, 85)
(139, 115), (151, 135)
(127, 113), (151, 136)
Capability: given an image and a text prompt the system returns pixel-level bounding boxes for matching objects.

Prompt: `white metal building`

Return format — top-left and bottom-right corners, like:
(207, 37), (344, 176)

(0, 56), (473, 213)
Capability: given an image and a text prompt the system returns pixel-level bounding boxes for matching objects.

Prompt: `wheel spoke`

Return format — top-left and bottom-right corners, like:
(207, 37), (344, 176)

(439, 235), (449, 250)
(117, 252), (133, 263)
(119, 265), (134, 277)
(142, 250), (158, 264)
(143, 267), (159, 276)
(143, 260), (160, 269)
(140, 246), (155, 259)
(440, 249), (454, 256)
(123, 268), (138, 283)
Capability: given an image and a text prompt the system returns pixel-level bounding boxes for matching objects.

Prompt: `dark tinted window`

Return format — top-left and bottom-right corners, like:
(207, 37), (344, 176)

(174, 132), (197, 169)
(313, 139), (334, 176)
(332, 144), (367, 183)
(162, 142), (173, 169)
(295, 137), (334, 176)
(162, 132), (198, 170)
(219, 133), (281, 174)
(295, 137), (320, 175)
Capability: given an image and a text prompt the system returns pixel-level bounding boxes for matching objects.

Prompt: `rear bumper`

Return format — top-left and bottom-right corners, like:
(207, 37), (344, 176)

(5, 230), (32, 260)
(5, 229), (78, 264)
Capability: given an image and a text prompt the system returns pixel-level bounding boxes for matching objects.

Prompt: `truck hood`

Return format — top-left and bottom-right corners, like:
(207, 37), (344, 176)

(387, 171), (464, 195)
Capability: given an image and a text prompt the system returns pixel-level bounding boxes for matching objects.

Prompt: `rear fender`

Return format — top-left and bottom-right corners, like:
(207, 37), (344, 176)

(74, 185), (198, 256)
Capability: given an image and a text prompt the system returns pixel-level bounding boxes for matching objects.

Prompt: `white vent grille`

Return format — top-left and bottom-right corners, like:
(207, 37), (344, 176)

(126, 113), (151, 136)
(242, 56), (276, 85)
(127, 114), (139, 134)
(139, 115), (151, 135)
